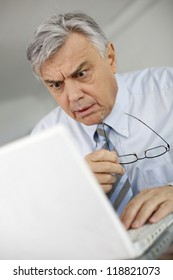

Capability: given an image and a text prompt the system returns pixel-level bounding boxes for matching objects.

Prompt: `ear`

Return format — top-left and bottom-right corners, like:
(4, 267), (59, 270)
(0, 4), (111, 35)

(106, 42), (117, 73)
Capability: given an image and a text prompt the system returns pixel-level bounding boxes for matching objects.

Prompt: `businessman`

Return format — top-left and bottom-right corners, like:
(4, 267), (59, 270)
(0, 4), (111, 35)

(27, 12), (173, 229)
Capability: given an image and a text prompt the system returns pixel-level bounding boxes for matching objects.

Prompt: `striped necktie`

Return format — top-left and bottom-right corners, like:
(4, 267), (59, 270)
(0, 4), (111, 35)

(95, 122), (133, 215)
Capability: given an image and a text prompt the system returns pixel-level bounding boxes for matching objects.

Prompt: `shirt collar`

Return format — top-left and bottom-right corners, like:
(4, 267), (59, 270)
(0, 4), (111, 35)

(104, 73), (129, 137)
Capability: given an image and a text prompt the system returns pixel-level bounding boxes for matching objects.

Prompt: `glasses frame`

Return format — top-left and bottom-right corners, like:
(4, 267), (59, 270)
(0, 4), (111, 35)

(102, 113), (170, 165)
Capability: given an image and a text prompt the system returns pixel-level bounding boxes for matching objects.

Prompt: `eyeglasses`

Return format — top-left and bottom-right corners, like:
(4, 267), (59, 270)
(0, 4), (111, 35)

(104, 113), (170, 165)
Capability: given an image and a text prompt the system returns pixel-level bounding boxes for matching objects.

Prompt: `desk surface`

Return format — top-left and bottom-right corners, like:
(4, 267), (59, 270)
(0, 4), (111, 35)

(159, 254), (173, 259)
(159, 244), (173, 259)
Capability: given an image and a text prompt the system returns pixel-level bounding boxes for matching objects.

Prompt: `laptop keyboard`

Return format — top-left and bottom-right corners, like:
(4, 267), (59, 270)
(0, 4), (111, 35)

(128, 213), (173, 243)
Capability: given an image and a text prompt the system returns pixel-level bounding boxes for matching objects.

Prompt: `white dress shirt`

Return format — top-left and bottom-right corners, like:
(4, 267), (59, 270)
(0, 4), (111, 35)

(32, 67), (173, 195)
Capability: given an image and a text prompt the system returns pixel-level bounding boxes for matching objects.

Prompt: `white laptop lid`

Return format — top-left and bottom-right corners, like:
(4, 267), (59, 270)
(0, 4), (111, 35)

(0, 126), (134, 259)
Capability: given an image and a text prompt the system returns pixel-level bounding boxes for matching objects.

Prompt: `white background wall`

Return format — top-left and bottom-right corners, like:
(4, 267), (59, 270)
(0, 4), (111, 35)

(0, 0), (173, 146)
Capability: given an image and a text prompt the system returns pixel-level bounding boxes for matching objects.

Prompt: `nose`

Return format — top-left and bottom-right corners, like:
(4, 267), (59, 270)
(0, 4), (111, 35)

(65, 80), (84, 102)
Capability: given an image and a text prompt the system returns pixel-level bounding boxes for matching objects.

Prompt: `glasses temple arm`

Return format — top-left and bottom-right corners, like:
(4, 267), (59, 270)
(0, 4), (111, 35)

(125, 112), (170, 149)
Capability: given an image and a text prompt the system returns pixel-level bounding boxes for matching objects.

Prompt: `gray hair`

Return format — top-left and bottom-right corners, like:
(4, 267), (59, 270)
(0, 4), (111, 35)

(26, 12), (108, 76)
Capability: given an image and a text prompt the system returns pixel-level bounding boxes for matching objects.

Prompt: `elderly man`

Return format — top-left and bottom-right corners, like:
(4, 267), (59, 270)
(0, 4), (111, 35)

(27, 12), (173, 229)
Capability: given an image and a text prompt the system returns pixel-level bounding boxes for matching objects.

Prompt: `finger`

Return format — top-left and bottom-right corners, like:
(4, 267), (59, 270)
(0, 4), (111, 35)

(86, 149), (119, 163)
(121, 187), (173, 229)
(120, 199), (142, 229)
(120, 190), (151, 229)
(90, 161), (125, 174)
(95, 172), (117, 185)
(101, 184), (113, 193)
(149, 200), (173, 223)
(131, 188), (173, 228)
(130, 200), (160, 228)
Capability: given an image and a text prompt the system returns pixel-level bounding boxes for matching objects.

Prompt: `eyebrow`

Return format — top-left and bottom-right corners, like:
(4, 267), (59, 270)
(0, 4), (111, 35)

(44, 61), (90, 84)
(70, 61), (89, 78)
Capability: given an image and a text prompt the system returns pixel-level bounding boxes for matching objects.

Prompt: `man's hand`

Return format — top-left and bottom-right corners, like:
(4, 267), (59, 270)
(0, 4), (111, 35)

(85, 149), (125, 193)
(120, 185), (173, 229)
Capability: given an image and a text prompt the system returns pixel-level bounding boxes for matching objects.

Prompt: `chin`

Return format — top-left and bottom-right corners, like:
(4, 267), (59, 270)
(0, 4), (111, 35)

(78, 116), (102, 126)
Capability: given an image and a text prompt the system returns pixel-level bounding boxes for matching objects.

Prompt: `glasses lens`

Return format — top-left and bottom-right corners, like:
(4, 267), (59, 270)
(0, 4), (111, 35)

(119, 154), (138, 164)
(145, 145), (167, 158)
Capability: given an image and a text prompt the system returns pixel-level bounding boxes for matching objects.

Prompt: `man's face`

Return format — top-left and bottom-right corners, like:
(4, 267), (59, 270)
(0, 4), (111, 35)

(40, 33), (118, 125)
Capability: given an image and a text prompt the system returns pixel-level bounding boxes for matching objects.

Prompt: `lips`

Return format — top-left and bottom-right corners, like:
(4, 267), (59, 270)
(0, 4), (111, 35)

(74, 104), (96, 118)
(78, 106), (92, 113)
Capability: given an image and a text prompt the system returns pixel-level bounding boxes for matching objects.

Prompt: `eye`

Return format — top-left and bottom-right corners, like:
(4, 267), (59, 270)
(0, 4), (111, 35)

(51, 81), (62, 90)
(76, 70), (87, 78)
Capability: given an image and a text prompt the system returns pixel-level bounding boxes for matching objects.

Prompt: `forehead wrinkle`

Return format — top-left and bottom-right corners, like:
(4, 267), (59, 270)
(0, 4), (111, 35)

(41, 34), (98, 81)
(41, 61), (65, 83)
(45, 60), (89, 83)
(68, 61), (90, 78)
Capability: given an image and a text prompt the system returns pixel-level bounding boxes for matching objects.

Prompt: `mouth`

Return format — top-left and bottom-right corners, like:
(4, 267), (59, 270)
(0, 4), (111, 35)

(74, 104), (97, 118)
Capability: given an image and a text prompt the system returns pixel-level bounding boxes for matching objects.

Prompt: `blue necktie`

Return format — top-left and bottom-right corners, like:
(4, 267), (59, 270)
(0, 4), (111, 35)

(95, 123), (133, 215)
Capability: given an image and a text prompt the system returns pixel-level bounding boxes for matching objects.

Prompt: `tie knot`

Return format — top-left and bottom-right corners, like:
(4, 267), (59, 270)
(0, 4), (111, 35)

(96, 123), (111, 138)
(94, 123), (112, 150)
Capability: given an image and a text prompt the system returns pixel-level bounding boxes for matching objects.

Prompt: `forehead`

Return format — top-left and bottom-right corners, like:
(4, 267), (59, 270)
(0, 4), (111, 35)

(40, 33), (100, 79)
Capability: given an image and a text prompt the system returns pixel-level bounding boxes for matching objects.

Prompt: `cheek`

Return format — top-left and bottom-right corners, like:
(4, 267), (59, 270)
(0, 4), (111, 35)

(44, 84), (75, 118)
(54, 95), (76, 118)
(96, 84), (115, 107)
(48, 89), (67, 109)
(47, 87), (65, 106)
(98, 86), (117, 117)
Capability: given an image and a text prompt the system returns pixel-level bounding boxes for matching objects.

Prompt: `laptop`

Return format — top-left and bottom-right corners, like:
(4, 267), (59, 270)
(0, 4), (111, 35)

(0, 125), (173, 259)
